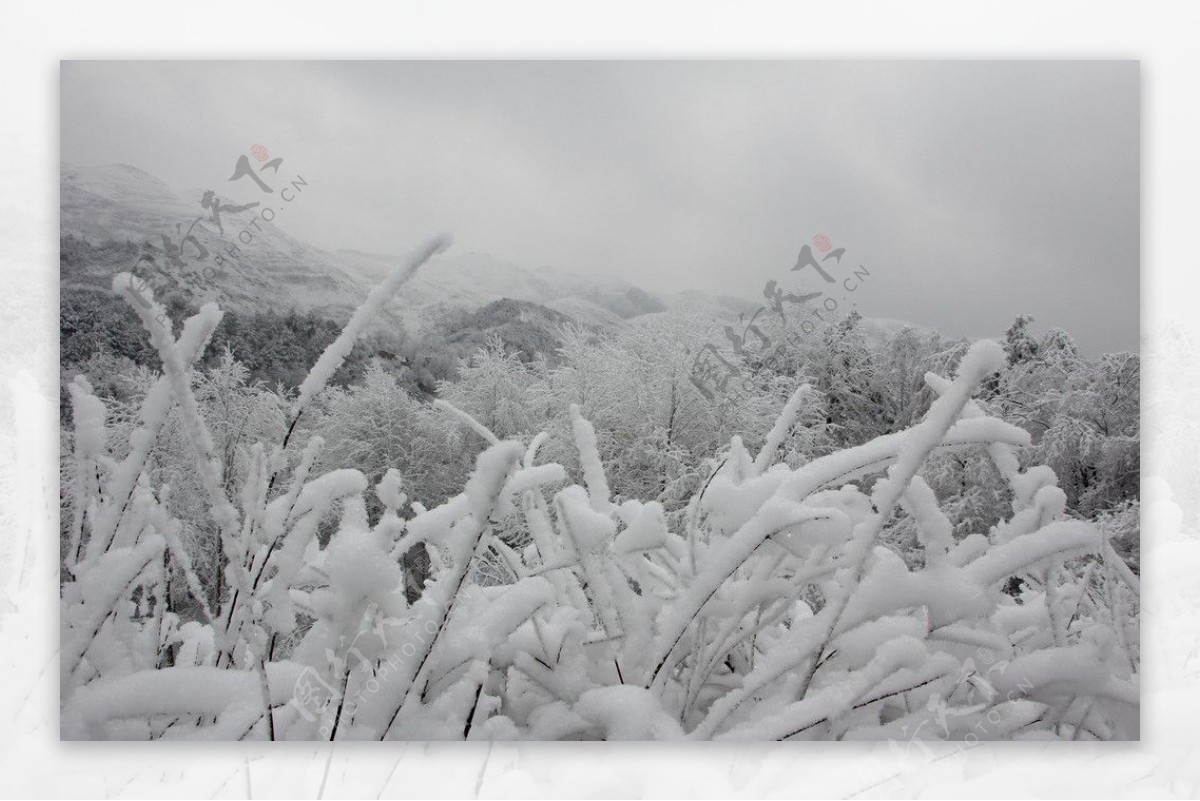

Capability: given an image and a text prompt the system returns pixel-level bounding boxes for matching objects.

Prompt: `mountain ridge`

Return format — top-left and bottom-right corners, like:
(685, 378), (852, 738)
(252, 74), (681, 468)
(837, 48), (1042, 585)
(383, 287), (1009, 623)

(60, 163), (912, 344)
(61, 163), (754, 332)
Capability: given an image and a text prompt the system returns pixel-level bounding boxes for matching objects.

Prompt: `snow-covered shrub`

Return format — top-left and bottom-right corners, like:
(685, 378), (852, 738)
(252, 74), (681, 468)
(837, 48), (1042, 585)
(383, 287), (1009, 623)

(314, 362), (472, 509)
(60, 237), (1139, 741)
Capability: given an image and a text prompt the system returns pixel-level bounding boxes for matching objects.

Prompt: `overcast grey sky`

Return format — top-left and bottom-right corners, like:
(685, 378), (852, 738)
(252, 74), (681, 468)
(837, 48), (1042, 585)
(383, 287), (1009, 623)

(61, 61), (1139, 354)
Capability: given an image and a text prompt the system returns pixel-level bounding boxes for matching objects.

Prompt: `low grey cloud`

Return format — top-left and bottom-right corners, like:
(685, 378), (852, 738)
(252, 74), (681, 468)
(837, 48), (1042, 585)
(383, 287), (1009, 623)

(61, 60), (1138, 354)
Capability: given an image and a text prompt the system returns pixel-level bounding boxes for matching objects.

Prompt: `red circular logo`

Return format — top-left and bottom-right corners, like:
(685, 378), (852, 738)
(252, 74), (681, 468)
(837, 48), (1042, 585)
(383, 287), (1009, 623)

(813, 234), (832, 253)
(251, 144), (269, 162)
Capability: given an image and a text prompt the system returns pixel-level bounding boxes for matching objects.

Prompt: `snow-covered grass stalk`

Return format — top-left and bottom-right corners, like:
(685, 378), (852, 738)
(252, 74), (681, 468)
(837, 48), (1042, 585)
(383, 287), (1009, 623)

(112, 273), (239, 536)
(289, 235), (452, 445)
(75, 300), (222, 569)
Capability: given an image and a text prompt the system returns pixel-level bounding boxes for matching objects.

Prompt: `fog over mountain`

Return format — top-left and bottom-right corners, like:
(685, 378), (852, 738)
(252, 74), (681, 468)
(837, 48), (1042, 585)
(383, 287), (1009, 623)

(60, 162), (766, 333)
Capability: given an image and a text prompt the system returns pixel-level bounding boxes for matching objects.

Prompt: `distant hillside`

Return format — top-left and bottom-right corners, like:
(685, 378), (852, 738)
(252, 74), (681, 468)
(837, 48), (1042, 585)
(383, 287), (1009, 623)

(60, 164), (367, 320)
(61, 163), (908, 346)
(441, 298), (574, 363)
(337, 249), (673, 329)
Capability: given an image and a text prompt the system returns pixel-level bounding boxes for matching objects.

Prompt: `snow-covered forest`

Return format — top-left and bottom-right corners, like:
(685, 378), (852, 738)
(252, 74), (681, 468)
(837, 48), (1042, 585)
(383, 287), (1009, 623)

(58, 232), (1140, 742)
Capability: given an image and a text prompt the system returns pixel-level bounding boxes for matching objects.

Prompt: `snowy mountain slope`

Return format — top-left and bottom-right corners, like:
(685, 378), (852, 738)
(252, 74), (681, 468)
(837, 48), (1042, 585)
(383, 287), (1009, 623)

(442, 297), (576, 363)
(59, 164), (921, 344)
(61, 165), (687, 333)
(544, 296), (629, 330)
(61, 164), (367, 320)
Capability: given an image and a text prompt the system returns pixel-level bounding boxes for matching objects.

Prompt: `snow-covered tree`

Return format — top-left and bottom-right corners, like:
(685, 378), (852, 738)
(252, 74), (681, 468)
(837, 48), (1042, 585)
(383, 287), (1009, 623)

(1004, 314), (1039, 367)
(316, 362), (469, 509)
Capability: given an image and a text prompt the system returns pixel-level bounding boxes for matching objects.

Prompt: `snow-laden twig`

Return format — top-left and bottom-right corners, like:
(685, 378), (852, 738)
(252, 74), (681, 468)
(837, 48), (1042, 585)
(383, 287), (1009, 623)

(433, 398), (500, 445)
(114, 273), (239, 539)
(571, 404), (611, 513)
(291, 235), (451, 438)
(753, 383), (809, 475)
(81, 300), (223, 566)
(379, 441), (523, 739)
